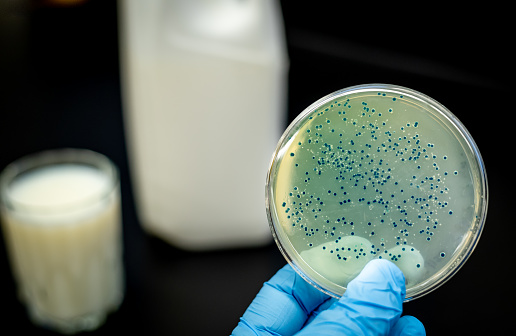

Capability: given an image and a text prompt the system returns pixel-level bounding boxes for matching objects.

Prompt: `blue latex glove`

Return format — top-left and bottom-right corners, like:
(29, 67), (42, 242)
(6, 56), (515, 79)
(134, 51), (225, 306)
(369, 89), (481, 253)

(231, 259), (425, 336)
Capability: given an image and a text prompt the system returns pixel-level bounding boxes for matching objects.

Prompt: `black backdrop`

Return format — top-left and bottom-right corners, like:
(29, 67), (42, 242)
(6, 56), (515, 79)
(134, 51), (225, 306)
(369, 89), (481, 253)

(0, 1), (513, 334)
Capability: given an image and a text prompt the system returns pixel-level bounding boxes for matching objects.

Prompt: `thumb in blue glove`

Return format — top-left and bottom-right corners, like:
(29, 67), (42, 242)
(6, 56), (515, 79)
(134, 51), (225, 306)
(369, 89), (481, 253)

(231, 259), (425, 336)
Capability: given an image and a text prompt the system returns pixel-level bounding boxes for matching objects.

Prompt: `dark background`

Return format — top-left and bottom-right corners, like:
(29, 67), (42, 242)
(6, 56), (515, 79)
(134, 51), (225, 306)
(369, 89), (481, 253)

(0, 1), (513, 335)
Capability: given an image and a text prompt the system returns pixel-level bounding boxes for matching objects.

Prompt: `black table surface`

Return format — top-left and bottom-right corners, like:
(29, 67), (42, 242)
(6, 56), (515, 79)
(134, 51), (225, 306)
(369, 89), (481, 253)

(1, 1), (514, 335)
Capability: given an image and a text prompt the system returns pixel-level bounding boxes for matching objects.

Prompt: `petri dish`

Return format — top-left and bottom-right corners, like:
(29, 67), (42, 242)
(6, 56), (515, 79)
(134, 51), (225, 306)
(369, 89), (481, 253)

(266, 84), (488, 300)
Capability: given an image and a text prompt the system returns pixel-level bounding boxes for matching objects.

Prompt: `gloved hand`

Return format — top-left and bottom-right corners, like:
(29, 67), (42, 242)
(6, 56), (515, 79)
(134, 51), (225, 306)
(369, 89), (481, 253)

(231, 259), (425, 336)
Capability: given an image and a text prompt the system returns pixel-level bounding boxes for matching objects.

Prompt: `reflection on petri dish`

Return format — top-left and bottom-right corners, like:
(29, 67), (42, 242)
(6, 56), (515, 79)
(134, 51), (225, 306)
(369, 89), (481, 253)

(266, 84), (488, 300)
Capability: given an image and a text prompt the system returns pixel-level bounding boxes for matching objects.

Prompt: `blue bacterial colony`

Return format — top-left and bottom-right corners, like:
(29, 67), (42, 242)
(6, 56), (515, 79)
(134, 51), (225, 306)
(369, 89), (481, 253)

(273, 91), (474, 288)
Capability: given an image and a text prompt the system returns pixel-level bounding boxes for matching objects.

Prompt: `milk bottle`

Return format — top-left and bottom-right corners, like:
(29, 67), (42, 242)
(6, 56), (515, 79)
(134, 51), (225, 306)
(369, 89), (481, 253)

(119, 0), (288, 250)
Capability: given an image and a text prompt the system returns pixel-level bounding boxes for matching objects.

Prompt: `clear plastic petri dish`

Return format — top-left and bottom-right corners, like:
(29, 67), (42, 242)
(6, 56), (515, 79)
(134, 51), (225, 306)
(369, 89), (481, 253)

(266, 84), (488, 301)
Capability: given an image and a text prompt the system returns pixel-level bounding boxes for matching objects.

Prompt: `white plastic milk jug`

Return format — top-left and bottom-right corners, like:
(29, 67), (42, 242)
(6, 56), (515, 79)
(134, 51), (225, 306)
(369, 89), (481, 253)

(119, 0), (288, 250)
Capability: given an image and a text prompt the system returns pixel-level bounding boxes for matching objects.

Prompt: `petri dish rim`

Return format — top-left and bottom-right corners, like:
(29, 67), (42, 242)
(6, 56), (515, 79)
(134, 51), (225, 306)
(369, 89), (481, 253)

(266, 83), (488, 301)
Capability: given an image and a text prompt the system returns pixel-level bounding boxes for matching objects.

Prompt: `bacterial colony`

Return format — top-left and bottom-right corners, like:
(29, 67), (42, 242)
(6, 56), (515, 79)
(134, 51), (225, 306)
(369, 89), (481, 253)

(272, 90), (476, 289)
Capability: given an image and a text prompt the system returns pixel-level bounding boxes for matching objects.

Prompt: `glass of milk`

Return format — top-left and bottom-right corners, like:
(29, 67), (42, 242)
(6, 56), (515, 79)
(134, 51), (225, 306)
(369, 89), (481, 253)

(0, 149), (124, 334)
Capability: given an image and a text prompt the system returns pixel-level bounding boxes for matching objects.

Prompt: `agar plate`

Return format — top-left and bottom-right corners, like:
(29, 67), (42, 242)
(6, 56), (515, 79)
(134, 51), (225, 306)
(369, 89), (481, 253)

(266, 84), (488, 300)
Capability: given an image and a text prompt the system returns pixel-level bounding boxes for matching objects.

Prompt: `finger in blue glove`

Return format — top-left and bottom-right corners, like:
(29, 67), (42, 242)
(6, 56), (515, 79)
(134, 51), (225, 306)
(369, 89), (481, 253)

(390, 315), (426, 336)
(296, 259), (425, 336)
(231, 264), (331, 336)
(232, 259), (426, 336)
